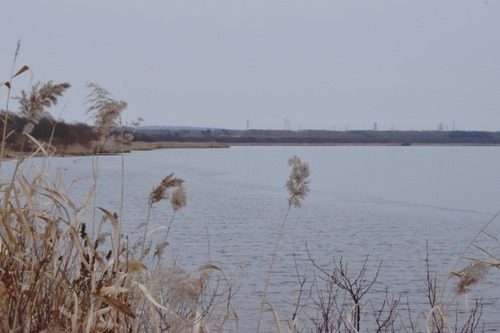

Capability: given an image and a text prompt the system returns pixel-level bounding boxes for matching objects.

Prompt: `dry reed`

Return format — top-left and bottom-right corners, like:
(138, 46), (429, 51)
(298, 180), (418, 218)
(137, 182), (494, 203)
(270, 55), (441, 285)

(15, 80), (71, 135)
(0, 49), (229, 331)
(257, 155), (311, 333)
(85, 82), (127, 152)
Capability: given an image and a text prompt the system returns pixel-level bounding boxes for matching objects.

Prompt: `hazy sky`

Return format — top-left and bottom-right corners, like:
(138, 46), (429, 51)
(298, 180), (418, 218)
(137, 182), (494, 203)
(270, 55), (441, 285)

(2, 1), (500, 131)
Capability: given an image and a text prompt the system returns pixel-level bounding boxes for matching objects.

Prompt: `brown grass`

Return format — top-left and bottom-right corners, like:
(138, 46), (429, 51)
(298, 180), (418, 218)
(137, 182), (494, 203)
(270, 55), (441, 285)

(0, 49), (232, 330)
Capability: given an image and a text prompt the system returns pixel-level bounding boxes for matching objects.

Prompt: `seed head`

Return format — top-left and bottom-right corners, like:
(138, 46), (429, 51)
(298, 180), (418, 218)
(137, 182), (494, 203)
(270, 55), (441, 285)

(149, 173), (184, 206)
(86, 82), (127, 141)
(171, 186), (187, 212)
(153, 241), (168, 258)
(286, 155), (311, 208)
(15, 80), (71, 134)
(454, 260), (490, 295)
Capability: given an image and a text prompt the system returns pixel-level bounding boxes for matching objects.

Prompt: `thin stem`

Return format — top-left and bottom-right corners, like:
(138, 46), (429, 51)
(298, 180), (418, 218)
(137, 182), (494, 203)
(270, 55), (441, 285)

(256, 203), (292, 333)
(163, 211), (177, 244)
(91, 152), (100, 239)
(140, 205), (153, 259)
(1, 41), (21, 167)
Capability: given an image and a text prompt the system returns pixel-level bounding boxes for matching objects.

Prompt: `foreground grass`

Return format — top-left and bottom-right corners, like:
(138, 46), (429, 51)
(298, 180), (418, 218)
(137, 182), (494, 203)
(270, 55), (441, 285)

(0, 52), (234, 331)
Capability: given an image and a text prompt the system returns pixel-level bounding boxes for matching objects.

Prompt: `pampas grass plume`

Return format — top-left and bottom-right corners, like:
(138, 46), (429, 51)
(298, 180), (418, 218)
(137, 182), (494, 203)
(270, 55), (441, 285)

(454, 261), (490, 295)
(286, 155), (311, 208)
(148, 173), (184, 207)
(171, 185), (187, 212)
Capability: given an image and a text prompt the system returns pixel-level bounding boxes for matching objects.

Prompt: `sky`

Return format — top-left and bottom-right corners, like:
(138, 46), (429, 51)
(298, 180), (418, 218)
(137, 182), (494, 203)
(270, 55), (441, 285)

(1, 1), (500, 131)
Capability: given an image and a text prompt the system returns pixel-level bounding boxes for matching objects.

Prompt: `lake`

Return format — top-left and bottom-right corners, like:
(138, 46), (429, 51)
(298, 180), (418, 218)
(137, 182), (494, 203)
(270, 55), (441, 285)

(4, 145), (500, 331)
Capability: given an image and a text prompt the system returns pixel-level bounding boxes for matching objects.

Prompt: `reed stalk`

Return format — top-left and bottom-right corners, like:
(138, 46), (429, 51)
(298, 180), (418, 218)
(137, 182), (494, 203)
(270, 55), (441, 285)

(256, 155), (310, 333)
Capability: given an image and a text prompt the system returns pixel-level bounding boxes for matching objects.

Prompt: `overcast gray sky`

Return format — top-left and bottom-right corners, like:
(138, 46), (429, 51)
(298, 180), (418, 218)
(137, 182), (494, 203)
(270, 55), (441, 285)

(1, 1), (500, 131)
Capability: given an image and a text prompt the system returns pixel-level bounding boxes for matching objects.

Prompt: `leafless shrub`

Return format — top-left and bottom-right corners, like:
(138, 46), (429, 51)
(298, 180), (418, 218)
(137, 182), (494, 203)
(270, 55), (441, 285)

(307, 249), (383, 333)
(368, 290), (400, 333)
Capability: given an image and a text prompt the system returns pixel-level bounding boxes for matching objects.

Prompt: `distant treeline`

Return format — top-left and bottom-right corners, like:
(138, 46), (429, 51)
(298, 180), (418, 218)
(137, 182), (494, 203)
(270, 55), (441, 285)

(3, 114), (500, 149)
(1, 112), (95, 149)
(134, 127), (500, 145)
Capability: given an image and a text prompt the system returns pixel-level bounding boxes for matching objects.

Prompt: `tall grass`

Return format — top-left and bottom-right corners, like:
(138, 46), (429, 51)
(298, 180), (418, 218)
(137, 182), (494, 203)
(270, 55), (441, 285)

(0, 45), (232, 332)
(257, 155), (310, 333)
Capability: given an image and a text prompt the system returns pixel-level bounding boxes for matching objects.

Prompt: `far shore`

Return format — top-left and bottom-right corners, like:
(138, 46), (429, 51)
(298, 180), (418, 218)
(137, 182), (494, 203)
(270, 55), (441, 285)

(4, 140), (500, 160)
(64, 141), (500, 156)
(228, 142), (500, 147)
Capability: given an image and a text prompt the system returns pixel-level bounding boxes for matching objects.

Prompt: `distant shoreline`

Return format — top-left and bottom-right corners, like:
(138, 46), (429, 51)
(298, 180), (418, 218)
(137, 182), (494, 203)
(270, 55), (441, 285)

(228, 142), (500, 147)
(114, 141), (500, 151)
(4, 141), (500, 160)
(52, 141), (500, 156)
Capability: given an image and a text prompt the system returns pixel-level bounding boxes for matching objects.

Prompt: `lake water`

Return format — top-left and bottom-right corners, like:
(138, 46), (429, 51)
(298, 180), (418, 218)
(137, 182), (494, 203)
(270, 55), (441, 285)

(3, 146), (500, 331)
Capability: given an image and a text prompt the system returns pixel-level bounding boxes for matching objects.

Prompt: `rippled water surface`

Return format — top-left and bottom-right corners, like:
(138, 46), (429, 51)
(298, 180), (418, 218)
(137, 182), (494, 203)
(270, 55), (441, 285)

(5, 146), (500, 331)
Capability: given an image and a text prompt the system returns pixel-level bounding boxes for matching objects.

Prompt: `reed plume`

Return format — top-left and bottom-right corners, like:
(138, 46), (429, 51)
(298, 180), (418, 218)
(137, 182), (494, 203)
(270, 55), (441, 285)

(85, 82), (127, 143)
(15, 81), (70, 135)
(142, 174), (185, 258)
(171, 185), (187, 212)
(286, 155), (311, 208)
(148, 173), (185, 207)
(158, 185), (188, 250)
(454, 261), (490, 295)
(257, 155), (311, 333)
